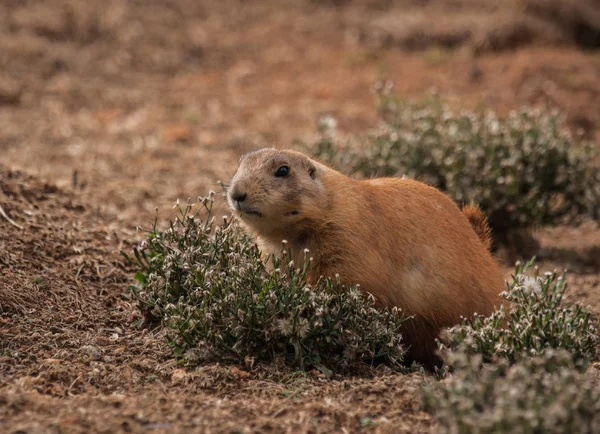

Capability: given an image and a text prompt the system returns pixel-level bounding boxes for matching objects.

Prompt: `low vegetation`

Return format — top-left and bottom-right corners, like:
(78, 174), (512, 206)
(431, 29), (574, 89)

(125, 194), (408, 375)
(426, 259), (599, 432)
(440, 258), (599, 367)
(128, 202), (600, 428)
(313, 89), (600, 245)
(423, 349), (600, 434)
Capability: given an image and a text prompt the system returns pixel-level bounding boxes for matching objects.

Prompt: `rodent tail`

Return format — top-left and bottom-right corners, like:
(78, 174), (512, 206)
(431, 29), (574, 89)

(462, 203), (492, 250)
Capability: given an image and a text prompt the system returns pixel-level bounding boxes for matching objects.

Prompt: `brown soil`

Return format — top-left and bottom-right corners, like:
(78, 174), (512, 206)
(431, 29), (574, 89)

(1, 1), (599, 433)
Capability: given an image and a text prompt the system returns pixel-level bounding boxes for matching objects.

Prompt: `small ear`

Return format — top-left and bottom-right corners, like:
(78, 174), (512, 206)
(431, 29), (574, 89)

(305, 160), (316, 179)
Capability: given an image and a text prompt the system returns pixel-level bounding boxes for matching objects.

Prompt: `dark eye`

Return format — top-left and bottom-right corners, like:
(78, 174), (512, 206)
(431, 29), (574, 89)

(274, 165), (290, 177)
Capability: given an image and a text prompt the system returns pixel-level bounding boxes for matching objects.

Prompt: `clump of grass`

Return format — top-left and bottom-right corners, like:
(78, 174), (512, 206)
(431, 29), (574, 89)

(423, 349), (600, 434)
(124, 194), (408, 374)
(440, 258), (598, 367)
(313, 89), (600, 244)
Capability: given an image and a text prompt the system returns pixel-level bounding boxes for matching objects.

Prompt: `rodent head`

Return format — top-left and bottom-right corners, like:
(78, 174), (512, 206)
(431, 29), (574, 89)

(227, 148), (326, 238)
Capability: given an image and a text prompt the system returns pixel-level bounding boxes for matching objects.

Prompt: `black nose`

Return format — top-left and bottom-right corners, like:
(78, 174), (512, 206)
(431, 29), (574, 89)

(230, 190), (247, 202)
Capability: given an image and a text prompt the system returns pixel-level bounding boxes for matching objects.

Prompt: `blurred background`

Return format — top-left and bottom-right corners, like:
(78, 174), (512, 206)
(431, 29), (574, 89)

(1, 0), (599, 222)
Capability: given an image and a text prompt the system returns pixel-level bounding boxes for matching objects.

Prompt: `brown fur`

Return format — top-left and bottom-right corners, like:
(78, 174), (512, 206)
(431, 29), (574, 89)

(462, 203), (493, 251)
(227, 148), (505, 367)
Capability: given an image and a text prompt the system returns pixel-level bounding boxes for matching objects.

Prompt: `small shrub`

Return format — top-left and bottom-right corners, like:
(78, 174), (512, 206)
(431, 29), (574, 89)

(441, 259), (598, 366)
(124, 194), (408, 374)
(313, 92), (600, 242)
(423, 349), (600, 434)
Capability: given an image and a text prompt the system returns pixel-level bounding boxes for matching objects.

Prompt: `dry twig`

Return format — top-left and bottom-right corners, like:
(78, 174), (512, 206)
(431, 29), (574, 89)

(0, 204), (24, 230)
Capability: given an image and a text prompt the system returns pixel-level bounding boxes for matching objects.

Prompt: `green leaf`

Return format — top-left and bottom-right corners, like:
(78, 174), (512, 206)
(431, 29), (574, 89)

(134, 271), (147, 284)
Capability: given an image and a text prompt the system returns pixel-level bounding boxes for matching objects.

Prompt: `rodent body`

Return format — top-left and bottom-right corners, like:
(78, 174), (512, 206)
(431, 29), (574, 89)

(227, 148), (505, 366)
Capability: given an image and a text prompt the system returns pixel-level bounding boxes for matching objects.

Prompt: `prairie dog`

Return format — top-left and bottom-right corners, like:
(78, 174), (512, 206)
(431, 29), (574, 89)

(227, 148), (504, 366)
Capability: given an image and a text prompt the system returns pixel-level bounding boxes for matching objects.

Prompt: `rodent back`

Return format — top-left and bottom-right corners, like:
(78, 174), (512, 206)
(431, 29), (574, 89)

(333, 177), (504, 321)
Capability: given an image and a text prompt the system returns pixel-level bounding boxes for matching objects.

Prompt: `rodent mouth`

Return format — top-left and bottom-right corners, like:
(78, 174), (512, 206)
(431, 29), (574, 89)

(242, 210), (262, 217)
(233, 202), (262, 218)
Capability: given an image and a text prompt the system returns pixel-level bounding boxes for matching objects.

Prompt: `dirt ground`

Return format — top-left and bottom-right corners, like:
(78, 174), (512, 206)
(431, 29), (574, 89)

(1, 1), (599, 433)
